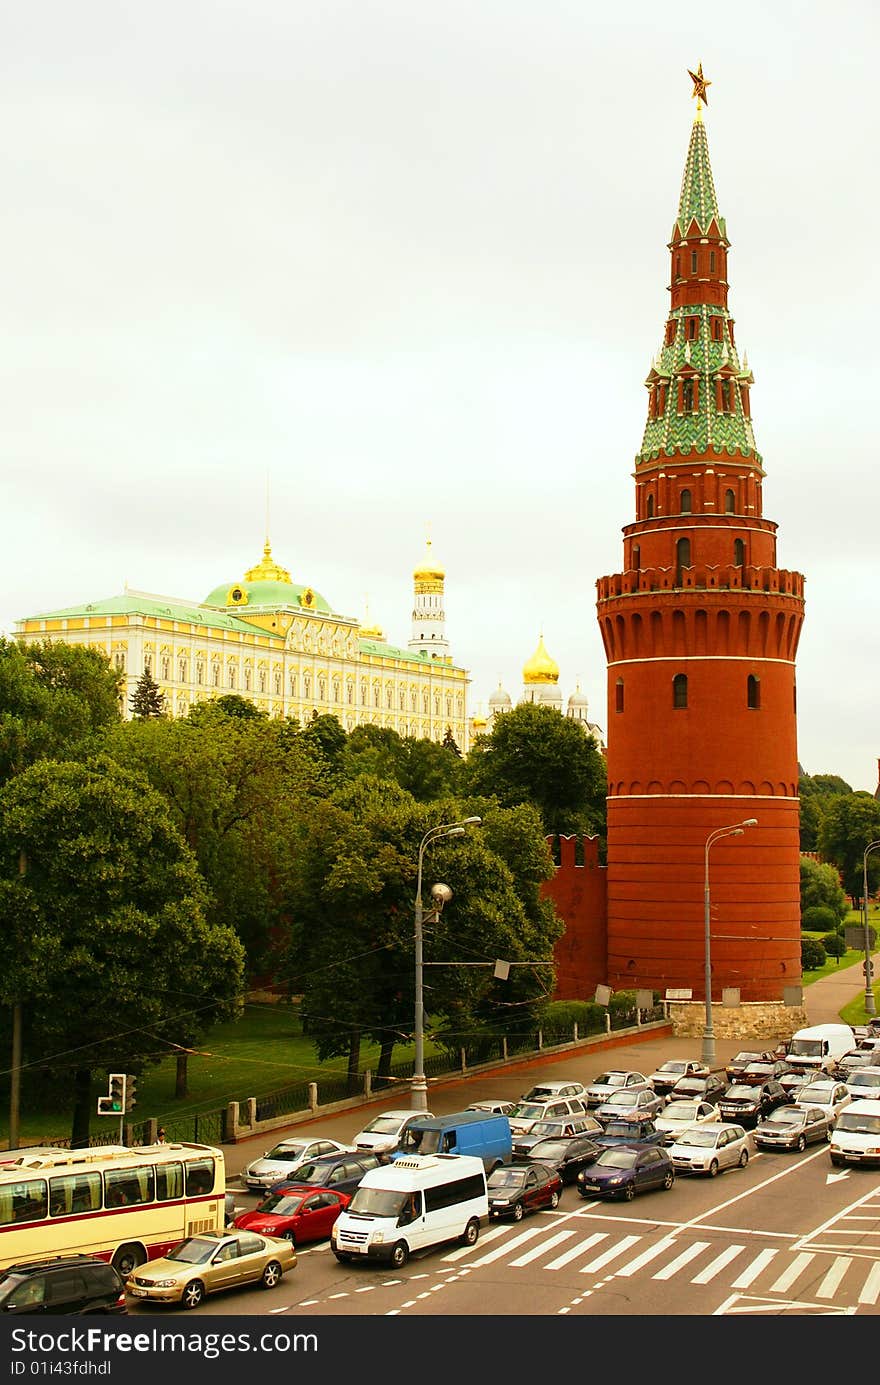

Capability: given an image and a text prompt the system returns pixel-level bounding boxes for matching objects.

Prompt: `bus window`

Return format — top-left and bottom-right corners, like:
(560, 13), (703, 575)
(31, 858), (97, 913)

(155, 1161), (183, 1202)
(184, 1159), (215, 1196)
(104, 1166), (154, 1209)
(0, 1179), (47, 1226)
(49, 1172), (101, 1217)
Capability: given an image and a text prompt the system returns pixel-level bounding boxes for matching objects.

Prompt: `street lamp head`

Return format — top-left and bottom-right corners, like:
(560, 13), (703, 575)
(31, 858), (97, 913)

(430, 882), (453, 905)
(445, 826), (465, 838)
(741, 818), (758, 828)
(461, 816), (482, 826)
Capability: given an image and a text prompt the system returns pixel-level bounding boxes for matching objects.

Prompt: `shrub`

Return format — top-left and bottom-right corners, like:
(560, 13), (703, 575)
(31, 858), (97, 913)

(801, 937), (827, 970)
(821, 932), (847, 958)
(802, 904), (838, 934)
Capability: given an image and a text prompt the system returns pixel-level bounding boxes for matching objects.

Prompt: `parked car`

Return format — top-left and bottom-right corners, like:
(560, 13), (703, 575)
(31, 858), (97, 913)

(351, 1110), (434, 1156)
(829, 1098), (880, 1166)
(668, 1072), (728, 1106)
(507, 1096), (590, 1135)
(487, 1162), (562, 1220)
(511, 1114), (603, 1158)
(282, 1150), (387, 1199)
(596, 1087), (665, 1123)
(583, 1071), (653, 1109)
(234, 1186), (351, 1246)
(753, 1104), (834, 1152)
(520, 1081), (589, 1102)
(243, 1137), (356, 1192)
(779, 1069), (814, 1099)
(465, 1100), (518, 1116)
(576, 1145), (675, 1201)
(793, 1079), (852, 1120)
(653, 1099), (720, 1144)
(834, 1050), (877, 1080)
(125, 1230), (296, 1309)
(738, 1059), (792, 1085)
(718, 1079), (787, 1127)
(0, 1255), (127, 1315)
(669, 1123), (751, 1176)
(725, 1050), (775, 1083)
(646, 1059), (710, 1097)
(591, 1118), (666, 1148)
(514, 1135), (604, 1183)
(843, 1067), (880, 1101)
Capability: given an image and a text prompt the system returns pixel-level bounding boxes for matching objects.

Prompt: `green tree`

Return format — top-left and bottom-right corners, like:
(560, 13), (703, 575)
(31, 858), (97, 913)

(0, 638), (121, 783)
(212, 694), (266, 720)
(441, 727), (461, 757)
(340, 726), (463, 801)
(799, 856), (847, 922)
(817, 793), (880, 906)
(799, 771), (852, 852)
(128, 669), (166, 719)
(462, 702), (607, 838)
(0, 757), (244, 1145)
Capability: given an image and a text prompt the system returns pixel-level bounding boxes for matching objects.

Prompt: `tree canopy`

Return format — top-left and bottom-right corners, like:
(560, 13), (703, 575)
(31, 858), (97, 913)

(799, 855), (848, 922)
(816, 793), (880, 905)
(0, 638), (121, 783)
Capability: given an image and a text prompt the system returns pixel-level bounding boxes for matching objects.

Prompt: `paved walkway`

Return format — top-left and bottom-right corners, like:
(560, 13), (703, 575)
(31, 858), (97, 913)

(801, 948), (880, 1025)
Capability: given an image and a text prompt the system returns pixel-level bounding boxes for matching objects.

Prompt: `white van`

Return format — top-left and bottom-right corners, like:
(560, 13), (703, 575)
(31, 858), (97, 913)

(330, 1153), (487, 1268)
(829, 1098), (880, 1166)
(786, 1023), (855, 1074)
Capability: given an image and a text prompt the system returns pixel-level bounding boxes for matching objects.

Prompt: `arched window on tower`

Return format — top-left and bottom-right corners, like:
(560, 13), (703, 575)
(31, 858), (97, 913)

(675, 537), (691, 583)
(720, 379), (732, 412)
(680, 489), (692, 514)
(681, 378), (694, 412)
(747, 674), (761, 710)
(673, 674), (688, 709)
(734, 538), (745, 566)
(632, 545), (640, 572)
(725, 489), (736, 514)
(615, 678), (624, 713)
(646, 495), (655, 518)
(710, 250), (716, 273)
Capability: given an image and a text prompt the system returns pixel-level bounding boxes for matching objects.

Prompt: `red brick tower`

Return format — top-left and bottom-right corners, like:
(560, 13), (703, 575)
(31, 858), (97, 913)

(596, 77), (805, 1002)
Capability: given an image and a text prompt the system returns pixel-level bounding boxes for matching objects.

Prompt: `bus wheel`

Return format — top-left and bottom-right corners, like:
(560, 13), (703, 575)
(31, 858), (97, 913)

(112, 1244), (145, 1277)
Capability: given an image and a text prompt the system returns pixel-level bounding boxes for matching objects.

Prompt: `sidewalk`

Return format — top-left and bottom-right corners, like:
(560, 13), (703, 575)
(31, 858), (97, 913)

(801, 948), (880, 1025)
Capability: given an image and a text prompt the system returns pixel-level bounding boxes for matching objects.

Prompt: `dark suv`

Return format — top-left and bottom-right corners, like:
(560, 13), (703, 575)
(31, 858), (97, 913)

(0, 1256), (127, 1315)
(280, 1150), (387, 1198)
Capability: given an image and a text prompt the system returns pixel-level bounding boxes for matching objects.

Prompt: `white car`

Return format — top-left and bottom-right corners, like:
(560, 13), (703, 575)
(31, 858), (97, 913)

(583, 1070), (653, 1109)
(466, 1100), (518, 1116)
(843, 1068), (880, 1102)
(653, 1099), (720, 1144)
(351, 1109), (434, 1156)
(794, 1079), (851, 1120)
(647, 1059), (710, 1097)
(507, 1096), (590, 1135)
(519, 1081), (589, 1102)
(670, 1123), (751, 1176)
(243, 1137), (356, 1192)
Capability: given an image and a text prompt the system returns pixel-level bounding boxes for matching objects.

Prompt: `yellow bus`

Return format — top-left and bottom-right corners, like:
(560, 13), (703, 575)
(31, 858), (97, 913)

(0, 1141), (225, 1277)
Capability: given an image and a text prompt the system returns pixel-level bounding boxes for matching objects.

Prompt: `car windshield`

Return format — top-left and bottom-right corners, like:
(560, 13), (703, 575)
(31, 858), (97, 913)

(657, 1062), (686, 1074)
(264, 1143), (307, 1162)
(605, 1092), (639, 1107)
(529, 1140), (568, 1159)
(165, 1238), (221, 1265)
(529, 1121), (565, 1137)
(602, 1122), (644, 1137)
(594, 1073), (628, 1088)
(836, 1112), (880, 1134)
(663, 1102), (699, 1119)
(596, 1149), (638, 1168)
(850, 1072), (880, 1088)
(724, 1086), (755, 1100)
(763, 1111), (802, 1127)
(674, 1128), (720, 1148)
(360, 1116), (406, 1134)
(347, 1188), (408, 1217)
(488, 1169), (527, 1189)
(509, 1103), (545, 1120)
(732, 1053), (761, 1065)
(673, 1081), (702, 1095)
(789, 1039), (824, 1058)
(257, 1192), (306, 1215)
(291, 1160), (336, 1183)
(799, 1086), (834, 1102)
(744, 1064), (771, 1075)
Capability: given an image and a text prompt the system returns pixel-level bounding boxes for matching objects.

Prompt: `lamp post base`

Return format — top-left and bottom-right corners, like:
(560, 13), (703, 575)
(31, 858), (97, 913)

(410, 1077), (429, 1112)
(701, 1032), (716, 1068)
(866, 990), (877, 1018)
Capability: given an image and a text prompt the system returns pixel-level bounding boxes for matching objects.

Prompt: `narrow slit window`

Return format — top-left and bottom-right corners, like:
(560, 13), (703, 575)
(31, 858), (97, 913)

(647, 495), (655, 518)
(725, 489), (736, 514)
(734, 538), (745, 566)
(673, 674), (688, 709)
(615, 678), (624, 713)
(680, 489), (692, 514)
(691, 251), (698, 273)
(748, 674), (761, 710)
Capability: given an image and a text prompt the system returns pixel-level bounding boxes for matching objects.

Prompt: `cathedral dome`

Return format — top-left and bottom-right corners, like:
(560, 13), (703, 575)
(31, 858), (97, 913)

(413, 538), (445, 582)
(203, 540), (330, 612)
(523, 635), (559, 685)
(568, 684), (589, 710)
(488, 682), (512, 709)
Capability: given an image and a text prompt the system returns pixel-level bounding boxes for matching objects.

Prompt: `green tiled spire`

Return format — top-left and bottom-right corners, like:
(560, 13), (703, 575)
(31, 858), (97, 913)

(675, 116), (726, 240)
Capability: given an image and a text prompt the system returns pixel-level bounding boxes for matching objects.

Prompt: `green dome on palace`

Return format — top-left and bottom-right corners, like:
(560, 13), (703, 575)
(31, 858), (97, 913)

(203, 541), (331, 613)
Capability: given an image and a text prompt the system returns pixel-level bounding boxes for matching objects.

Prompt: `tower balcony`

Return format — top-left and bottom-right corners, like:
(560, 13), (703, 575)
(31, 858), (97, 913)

(596, 564), (805, 603)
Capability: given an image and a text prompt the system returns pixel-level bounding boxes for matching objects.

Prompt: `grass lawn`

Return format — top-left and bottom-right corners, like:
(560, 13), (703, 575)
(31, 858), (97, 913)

(3, 1001), (440, 1146)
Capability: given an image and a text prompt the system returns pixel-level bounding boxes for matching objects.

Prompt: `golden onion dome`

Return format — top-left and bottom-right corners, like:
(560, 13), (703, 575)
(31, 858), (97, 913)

(523, 634), (560, 685)
(472, 714), (488, 729)
(414, 538), (445, 582)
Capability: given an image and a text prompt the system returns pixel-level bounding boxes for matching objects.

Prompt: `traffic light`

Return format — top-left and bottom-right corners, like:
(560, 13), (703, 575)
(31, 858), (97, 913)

(97, 1073), (126, 1117)
(124, 1075), (138, 1113)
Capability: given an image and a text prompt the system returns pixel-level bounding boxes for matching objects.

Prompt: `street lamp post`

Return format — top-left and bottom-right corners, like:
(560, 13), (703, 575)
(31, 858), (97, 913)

(702, 818), (758, 1067)
(863, 841), (880, 1018)
(412, 816), (481, 1110)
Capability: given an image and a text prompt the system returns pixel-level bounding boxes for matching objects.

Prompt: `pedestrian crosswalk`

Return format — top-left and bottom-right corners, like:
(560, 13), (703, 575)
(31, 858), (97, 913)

(441, 1218), (880, 1307)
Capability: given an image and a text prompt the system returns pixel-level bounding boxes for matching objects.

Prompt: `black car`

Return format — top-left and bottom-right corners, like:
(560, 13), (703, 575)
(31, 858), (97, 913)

(738, 1059), (792, 1085)
(592, 1118), (666, 1148)
(514, 1135), (603, 1183)
(717, 1079), (787, 1128)
(282, 1150), (387, 1198)
(0, 1256), (127, 1315)
(668, 1073), (728, 1106)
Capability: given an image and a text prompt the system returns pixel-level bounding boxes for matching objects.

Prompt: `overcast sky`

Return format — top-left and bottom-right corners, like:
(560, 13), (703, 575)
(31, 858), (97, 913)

(3, 1), (878, 791)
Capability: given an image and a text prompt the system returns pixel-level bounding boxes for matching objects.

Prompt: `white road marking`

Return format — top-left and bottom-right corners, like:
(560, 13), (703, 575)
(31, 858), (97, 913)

(545, 1233), (608, 1270)
(816, 1256), (852, 1297)
(769, 1252), (815, 1293)
(614, 1236), (678, 1277)
(510, 1230), (576, 1266)
(464, 1226), (545, 1266)
(652, 1241), (710, 1280)
(691, 1243), (745, 1284)
(730, 1248), (778, 1288)
(579, 1235), (641, 1274)
(859, 1262), (880, 1305)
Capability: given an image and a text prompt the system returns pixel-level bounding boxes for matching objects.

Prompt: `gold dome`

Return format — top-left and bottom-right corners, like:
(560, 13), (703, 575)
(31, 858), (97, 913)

(244, 539), (291, 584)
(414, 538), (445, 582)
(523, 634), (559, 685)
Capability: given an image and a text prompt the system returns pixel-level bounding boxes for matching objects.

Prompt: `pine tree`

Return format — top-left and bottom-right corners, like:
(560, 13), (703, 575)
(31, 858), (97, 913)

(128, 669), (166, 719)
(442, 726), (461, 756)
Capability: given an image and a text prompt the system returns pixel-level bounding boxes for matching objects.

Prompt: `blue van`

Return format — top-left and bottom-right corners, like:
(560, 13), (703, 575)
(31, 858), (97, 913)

(392, 1111), (512, 1172)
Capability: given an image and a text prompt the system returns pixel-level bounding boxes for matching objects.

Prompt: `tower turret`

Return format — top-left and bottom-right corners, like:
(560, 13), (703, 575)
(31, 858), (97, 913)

(596, 72), (805, 1004)
(408, 535), (450, 658)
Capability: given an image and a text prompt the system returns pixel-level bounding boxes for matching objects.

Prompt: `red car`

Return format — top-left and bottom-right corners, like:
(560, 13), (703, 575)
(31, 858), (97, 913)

(234, 1184), (351, 1247)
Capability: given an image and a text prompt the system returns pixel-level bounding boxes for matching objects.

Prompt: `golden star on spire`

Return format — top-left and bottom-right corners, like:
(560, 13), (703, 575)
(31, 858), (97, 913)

(688, 62), (711, 113)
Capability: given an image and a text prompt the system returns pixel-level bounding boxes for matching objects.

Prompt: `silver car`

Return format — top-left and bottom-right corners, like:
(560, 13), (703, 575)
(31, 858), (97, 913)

(243, 1137), (356, 1192)
(583, 1070), (653, 1109)
(596, 1087), (665, 1123)
(669, 1123), (751, 1176)
(754, 1103), (834, 1151)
